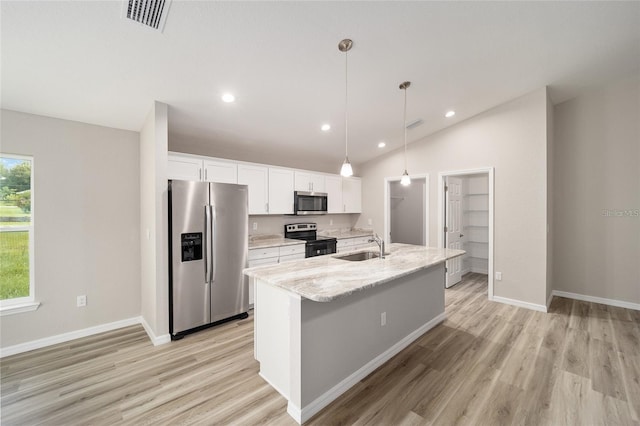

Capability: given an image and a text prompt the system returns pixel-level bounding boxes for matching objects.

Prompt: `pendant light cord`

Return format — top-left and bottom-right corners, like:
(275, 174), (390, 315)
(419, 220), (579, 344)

(344, 49), (349, 158)
(403, 86), (408, 170)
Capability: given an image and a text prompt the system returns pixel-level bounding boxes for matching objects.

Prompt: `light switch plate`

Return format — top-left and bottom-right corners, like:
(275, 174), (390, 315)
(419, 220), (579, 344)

(495, 272), (502, 281)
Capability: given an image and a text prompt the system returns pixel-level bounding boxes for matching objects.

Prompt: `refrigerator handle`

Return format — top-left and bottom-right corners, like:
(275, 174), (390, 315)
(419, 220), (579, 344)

(204, 205), (211, 283)
(210, 205), (216, 283)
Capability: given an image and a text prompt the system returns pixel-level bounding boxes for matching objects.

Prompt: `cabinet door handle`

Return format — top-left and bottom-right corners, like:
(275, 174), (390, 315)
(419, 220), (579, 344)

(199, 168), (202, 181)
(265, 203), (269, 213)
(204, 169), (208, 181)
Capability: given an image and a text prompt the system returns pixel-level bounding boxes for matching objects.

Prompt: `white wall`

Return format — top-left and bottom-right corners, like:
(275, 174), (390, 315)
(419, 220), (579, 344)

(249, 214), (359, 237)
(553, 75), (640, 304)
(390, 179), (425, 245)
(357, 88), (550, 307)
(546, 91), (555, 306)
(139, 102), (169, 341)
(169, 133), (341, 175)
(0, 109), (140, 347)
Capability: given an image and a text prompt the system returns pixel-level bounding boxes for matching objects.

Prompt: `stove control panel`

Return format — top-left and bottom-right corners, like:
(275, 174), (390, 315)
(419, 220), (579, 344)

(285, 223), (316, 232)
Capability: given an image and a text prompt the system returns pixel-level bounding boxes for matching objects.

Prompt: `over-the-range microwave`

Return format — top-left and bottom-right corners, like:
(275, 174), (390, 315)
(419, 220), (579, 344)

(293, 191), (328, 215)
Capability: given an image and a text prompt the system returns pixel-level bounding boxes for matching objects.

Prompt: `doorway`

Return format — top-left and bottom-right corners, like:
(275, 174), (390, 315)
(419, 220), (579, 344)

(384, 174), (429, 246)
(438, 168), (494, 299)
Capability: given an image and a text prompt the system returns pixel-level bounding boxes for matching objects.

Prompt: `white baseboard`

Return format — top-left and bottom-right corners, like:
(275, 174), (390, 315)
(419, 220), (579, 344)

(0, 317), (141, 358)
(470, 267), (489, 275)
(552, 290), (640, 311)
(289, 311), (447, 424)
(140, 316), (172, 346)
(492, 295), (547, 313)
(546, 292), (554, 311)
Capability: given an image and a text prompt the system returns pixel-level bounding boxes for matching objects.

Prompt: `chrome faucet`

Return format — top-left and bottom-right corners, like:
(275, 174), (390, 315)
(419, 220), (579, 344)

(368, 234), (385, 259)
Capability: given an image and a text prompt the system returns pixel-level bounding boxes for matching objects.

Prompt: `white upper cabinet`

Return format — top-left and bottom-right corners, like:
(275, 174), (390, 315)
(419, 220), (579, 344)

(168, 152), (361, 215)
(238, 164), (269, 214)
(167, 154), (202, 181)
(268, 168), (294, 214)
(203, 159), (237, 184)
(294, 171), (325, 193)
(325, 175), (343, 214)
(342, 177), (362, 213)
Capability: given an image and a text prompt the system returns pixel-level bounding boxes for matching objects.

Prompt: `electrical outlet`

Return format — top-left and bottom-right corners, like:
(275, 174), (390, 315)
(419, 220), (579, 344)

(77, 295), (87, 307)
(252, 222), (258, 231)
(329, 219), (333, 226)
(495, 272), (502, 281)
(381, 312), (386, 326)
(368, 218), (373, 226)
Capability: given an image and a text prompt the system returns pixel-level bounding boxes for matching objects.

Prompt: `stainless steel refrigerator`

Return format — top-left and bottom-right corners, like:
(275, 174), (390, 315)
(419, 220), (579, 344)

(168, 180), (249, 340)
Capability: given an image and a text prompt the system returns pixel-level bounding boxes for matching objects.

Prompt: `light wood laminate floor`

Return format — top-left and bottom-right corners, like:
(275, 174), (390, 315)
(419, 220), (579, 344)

(2, 273), (639, 425)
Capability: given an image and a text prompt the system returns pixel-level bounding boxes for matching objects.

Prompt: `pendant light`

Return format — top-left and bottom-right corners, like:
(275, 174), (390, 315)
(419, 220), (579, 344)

(339, 39), (354, 177)
(399, 81), (411, 186)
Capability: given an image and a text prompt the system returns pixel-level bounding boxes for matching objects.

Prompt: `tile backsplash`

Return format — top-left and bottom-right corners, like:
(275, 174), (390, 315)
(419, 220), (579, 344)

(248, 214), (359, 236)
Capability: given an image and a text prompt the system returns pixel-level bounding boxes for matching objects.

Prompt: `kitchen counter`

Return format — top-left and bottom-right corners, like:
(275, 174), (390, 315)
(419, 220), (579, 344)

(244, 243), (464, 302)
(248, 235), (305, 249)
(247, 243), (465, 424)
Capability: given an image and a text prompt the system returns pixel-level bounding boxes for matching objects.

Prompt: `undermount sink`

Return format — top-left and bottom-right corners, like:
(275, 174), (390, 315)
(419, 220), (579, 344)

(335, 251), (384, 261)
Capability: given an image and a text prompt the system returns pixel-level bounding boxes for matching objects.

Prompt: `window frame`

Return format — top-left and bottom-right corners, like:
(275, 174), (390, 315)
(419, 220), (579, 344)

(0, 153), (38, 314)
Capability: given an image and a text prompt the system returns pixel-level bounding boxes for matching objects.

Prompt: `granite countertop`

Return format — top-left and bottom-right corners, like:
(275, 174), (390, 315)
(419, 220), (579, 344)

(317, 228), (373, 239)
(244, 243), (465, 302)
(249, 235), (305, 250)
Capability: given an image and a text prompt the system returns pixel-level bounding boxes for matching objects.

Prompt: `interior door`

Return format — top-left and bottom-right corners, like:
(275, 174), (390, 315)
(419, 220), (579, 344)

(445, 177), (463, 288)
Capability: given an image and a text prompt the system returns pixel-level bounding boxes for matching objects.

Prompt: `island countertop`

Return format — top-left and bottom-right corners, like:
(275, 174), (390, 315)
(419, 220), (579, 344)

(243, 243), (465, 302)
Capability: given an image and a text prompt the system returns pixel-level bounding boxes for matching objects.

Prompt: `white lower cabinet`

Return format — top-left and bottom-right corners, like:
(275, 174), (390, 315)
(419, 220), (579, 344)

(247, 244), (305, 304)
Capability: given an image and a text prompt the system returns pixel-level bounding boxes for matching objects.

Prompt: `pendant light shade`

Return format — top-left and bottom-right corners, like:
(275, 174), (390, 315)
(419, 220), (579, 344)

(339, 39), (354, 177)
(399, 81), (411, 186)
(341, 158), (353, 177)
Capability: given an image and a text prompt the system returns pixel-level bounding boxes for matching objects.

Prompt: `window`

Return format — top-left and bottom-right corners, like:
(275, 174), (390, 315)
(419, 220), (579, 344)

(0, 154), (37, 314)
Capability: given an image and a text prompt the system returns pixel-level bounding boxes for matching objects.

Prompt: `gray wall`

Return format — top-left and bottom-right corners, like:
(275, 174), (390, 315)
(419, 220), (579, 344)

(553, 75), (640, 304)
(357, 88), (550, 307)
(0, 109), (141, 347)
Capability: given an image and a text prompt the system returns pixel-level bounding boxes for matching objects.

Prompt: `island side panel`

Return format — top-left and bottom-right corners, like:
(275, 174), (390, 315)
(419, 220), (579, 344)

(299, 264), (445, 408)
(255, 278), (301, 399)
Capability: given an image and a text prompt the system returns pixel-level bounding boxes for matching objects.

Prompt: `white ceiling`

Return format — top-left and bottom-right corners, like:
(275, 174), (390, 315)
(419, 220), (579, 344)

(2, 1), (639, 168)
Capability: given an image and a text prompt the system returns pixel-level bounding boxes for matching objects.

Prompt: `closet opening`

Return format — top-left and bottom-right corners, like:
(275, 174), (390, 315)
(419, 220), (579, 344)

(438, 168), (494, 300)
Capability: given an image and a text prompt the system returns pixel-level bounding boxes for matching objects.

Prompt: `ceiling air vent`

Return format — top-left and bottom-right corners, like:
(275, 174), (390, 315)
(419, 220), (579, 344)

(123, 0), (172, 32)
(406, 119), (424, 130)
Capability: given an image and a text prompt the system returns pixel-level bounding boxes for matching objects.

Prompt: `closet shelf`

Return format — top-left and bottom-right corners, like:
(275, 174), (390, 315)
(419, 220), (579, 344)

(464, 225), (488, 229)
(464, 193), (489, 197)
(464, 241), (488, 244)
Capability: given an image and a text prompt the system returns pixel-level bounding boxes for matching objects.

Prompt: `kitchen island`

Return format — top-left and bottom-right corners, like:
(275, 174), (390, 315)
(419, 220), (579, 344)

(243, 243), (464, 424)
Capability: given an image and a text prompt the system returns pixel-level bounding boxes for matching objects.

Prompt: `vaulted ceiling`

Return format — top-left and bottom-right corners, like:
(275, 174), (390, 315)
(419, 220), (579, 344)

(2, 1), (639, 168)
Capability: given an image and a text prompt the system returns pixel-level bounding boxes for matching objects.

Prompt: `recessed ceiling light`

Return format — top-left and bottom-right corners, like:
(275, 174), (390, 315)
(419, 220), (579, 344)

(321, 124), (331, 131)
(222, 93), (235, 103)
(378, 142), (386, 148)
(445, 110), (455, 118)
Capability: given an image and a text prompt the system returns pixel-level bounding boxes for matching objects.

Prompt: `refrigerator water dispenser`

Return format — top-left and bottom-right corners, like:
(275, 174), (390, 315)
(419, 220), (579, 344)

(181, 233), (202, 262)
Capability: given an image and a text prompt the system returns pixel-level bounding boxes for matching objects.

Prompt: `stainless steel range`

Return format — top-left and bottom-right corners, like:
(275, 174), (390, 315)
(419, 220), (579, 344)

(284, 223), (337, 258)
